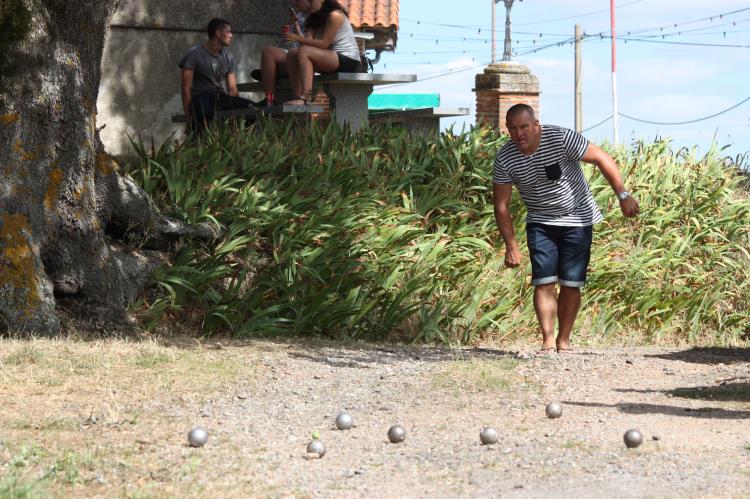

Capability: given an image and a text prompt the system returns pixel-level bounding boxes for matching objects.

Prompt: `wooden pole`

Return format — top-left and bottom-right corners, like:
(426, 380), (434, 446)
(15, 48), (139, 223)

(575, 24), (583, 133)
(611, 0), (619, 143)
(492, 0), (497, 63)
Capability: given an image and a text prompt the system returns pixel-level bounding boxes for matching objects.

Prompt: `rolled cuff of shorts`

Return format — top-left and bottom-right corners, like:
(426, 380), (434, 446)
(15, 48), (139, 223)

(559, 278), (586, 288)
(531, 276), (558, 286)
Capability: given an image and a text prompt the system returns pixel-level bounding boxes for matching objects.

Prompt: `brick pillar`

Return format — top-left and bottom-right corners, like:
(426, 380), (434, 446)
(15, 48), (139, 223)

(474, 62), (540, 133)
(310, 91), (331, 122)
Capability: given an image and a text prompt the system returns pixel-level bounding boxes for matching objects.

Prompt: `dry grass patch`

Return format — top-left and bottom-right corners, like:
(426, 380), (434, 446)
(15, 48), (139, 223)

(0, 338), (261, 497)
(431, 357), (520, 393)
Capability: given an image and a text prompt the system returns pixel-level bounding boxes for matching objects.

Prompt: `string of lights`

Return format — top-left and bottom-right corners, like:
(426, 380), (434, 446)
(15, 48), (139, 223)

(399, 0), (645, 30)
(400, 6), (750, 46)
(597, 35), (750, 49)
(622, 6), (750, 36)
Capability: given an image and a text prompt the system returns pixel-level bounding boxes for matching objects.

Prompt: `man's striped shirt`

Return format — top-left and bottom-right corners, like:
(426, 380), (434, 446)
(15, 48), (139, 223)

(493, 125), (603, 227)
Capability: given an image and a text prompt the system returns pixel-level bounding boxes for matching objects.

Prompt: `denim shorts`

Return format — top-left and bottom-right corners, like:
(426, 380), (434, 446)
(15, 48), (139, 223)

(526, 223), (593, 288)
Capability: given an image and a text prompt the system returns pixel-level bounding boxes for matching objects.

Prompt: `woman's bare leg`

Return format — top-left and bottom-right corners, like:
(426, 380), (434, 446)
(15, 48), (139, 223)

(298, 46), (339, 96)
(261, 46), (289, 95)
(285, 48), (301, 98)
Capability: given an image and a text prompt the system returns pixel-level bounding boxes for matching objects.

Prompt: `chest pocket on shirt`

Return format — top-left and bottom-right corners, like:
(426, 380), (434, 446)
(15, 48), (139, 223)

(543, 162), (562, 181)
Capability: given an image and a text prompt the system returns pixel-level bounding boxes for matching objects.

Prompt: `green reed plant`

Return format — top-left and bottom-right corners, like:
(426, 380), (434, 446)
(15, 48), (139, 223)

(128, 118), (749, 345)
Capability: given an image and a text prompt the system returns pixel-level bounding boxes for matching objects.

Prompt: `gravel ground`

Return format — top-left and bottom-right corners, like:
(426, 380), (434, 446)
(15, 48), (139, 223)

(2, 339), (750, 497)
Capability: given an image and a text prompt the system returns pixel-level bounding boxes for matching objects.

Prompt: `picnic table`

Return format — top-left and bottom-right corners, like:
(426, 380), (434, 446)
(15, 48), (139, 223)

(236, 73), (417, 131)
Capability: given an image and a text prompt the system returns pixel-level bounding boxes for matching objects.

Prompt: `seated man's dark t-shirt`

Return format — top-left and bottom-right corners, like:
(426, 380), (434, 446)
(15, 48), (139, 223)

(179, 44), (235, 95)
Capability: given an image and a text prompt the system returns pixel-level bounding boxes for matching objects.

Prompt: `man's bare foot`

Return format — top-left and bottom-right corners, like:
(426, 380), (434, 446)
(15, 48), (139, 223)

(556, 342), (572, 353)
(537, 345), (556, 355)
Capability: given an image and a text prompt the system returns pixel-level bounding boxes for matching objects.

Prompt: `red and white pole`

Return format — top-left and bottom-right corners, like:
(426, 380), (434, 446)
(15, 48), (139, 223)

(611, 0), (619, 143)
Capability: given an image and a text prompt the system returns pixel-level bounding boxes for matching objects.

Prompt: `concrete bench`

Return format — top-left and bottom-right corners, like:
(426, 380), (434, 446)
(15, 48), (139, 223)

(237, 73), (417, 131)
(171, 104), (323, 124)
(369, 107), (471, 135)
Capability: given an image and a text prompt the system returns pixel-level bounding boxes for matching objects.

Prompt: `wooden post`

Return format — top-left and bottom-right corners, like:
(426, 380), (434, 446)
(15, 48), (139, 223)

(492, 0), (497, 63)
(575, 24), (583, 133)
(611, 0), (619, 143)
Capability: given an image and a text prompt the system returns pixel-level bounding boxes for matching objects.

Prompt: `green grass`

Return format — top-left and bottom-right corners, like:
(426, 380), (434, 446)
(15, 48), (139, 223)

(0, 474), (46, 499)
(128, 118), (750, 345)
(433, 358), (519, 392)
(11, 417), (77, 431)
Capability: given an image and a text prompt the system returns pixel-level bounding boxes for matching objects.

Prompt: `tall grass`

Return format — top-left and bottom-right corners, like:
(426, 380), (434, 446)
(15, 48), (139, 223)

(127, 119), (749, 344)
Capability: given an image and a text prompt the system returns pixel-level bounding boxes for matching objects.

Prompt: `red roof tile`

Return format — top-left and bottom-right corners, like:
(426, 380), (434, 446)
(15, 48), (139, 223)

(341, 0), (399, 30)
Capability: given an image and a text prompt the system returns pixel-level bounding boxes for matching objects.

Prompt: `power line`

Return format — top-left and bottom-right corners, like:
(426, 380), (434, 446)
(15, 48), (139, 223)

(626, 16), (750, 38)
(400, 32), (572, 43)
(376, 61), (491, 90)
(516, 0), (646, 26)
(623, 6), (750, 36)
(614, 36), (750, 48)
(400, 1), (646, 30)
(583, 116), (613, 133)
(619, 96), (750, 125)
(516, 37), (577, 56)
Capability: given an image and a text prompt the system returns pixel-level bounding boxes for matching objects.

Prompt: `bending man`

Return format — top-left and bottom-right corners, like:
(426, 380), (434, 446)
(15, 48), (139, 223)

(493, 104), (639, 353)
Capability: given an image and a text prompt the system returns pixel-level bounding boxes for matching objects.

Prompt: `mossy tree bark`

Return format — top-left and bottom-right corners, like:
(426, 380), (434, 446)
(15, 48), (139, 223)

(0, 0), (215, 335)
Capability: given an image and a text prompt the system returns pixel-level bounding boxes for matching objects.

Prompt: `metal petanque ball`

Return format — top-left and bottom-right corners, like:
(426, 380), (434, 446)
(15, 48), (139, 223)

(187, 427), (208, 448)
(335, 412), (353, 430)
(545, 401), (563, 419)
(479, 427), (499, 445)
(307, 439), (326, 458)
(623, 429), (643, 448)
(388, 424), (406, 443)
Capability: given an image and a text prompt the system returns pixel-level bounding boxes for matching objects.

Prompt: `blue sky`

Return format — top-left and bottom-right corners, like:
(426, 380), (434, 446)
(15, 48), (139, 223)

(373, 0), (750, 160)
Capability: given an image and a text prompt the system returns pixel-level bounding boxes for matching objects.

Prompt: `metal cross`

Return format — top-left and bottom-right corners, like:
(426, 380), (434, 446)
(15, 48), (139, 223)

(498, 0), (522, 61)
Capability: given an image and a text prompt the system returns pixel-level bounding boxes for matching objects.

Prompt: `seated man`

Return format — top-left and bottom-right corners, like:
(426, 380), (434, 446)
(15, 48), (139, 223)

(179, 18), (255, 135)
(257, 0), (310, 105)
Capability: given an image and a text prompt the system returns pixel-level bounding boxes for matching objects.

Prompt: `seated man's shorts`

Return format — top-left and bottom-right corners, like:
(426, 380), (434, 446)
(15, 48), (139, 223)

(526, 223), (593, 288)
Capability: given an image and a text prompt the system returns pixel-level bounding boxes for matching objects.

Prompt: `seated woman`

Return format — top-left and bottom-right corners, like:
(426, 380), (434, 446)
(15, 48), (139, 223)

(259, 0), (310, 105)
(282, 0), (361, 105)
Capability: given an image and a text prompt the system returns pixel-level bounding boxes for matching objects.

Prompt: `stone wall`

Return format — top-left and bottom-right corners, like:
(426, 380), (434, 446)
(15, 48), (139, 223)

(98, 0), (287, 155)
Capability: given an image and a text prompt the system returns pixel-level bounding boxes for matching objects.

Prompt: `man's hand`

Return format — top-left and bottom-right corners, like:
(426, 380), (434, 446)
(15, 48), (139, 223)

(504, 243), (522, 268)
(619, 196), (640, 218)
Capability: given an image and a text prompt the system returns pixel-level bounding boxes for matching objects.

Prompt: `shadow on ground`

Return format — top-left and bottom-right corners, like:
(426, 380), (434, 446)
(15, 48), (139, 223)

(146, 334), (521, 367)
(614, 382), (750, 403)
(566, 400), (750, 420)
(646, 347), (750, 365)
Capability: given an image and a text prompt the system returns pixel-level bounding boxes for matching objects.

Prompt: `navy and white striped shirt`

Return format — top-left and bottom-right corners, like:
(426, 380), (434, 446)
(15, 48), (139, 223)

(493, 125), (603, 227)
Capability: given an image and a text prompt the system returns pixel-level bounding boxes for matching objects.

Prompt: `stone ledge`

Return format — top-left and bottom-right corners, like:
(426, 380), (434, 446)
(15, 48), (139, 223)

(474, 73), (540, 92)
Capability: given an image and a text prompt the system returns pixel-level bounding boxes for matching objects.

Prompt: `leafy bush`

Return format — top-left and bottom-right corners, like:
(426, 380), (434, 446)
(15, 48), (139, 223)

(128, 119), (750, 345)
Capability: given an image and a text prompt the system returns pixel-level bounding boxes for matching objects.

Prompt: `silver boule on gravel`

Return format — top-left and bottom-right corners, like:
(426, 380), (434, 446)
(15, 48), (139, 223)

(387, 424), (406, 443)
(335, 412), (353, 430)
(187, 427), (208, 448)
(545, 401), (563, 419)
(623, 429), (643, 448)
(306, 439), (326, 458)
(479, 427), (499, 445)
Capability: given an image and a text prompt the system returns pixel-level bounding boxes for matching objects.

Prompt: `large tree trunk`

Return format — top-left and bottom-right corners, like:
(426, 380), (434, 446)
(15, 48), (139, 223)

(0, 0), (216, 335)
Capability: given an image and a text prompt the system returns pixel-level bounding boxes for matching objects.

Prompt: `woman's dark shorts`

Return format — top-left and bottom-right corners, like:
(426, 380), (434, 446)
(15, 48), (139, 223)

(526, 223), (593, 288)
(335, 54), (361, 73)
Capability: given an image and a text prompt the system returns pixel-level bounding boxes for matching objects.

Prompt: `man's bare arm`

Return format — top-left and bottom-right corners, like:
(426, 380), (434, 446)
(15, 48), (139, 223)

(181, 68), (194, 116)
(493, 182), (522, 267)
(226, 72), (239, 97)
(581, 143), (640, 217)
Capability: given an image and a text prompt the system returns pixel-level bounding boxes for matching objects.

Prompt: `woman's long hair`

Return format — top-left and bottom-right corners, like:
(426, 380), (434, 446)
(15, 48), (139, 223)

(305, 0), (349, 31)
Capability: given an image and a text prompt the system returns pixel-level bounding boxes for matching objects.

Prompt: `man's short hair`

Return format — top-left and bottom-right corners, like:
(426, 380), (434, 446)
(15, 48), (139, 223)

(207, 18), (231, 39)
(506, 103), (536, 122)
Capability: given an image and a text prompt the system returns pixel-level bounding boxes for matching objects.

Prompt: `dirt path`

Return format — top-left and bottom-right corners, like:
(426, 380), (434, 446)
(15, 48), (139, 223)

(1, 338), (749, 497)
